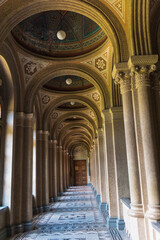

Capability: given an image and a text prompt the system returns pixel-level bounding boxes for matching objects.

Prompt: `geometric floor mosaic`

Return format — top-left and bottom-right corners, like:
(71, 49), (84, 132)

(14, 186), (130, 240)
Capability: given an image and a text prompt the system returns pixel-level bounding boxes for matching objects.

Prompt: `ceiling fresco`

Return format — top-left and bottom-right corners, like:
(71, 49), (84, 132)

(43, 75), (94, 92)
(12, 10), (107, 57)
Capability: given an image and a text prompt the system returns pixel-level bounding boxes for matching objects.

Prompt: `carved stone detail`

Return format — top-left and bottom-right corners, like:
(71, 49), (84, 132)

(114, 71), (131, 94)
(42, 95), (50, 104)
(132, 65), (156, 89)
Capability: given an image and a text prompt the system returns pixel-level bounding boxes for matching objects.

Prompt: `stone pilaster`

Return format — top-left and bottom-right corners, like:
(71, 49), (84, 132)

(41, 131), (49, 212)
(65, 151), (69, 188)
(66, 152), (70, 188)
(94, 137), (101, 203)
(102, 110), (117, 226)
(21, 113), (34, 231)
(56, 146), (60, 195)
(49, 140), (53, 202)
(36, 130), (43, 213)
(97, 128), (108, 208)
(11, 113), (24, 233)
(53, 140), (58, 201)
(111, 107), (130, 229)
(129, 55), (160, 220)
(59, 146), (63, 195)
(63, 149), (67, 191)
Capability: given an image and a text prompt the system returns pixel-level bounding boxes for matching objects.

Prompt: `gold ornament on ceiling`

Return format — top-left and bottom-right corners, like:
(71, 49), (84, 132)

(95, 57), (106, 71)
(92, 92), (100, 101)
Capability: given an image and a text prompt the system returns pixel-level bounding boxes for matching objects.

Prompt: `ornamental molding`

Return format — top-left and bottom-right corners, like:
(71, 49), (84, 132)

(102, 0), (125, 22)
(128, 55), (158, 68)
(18, 52), (51, 85)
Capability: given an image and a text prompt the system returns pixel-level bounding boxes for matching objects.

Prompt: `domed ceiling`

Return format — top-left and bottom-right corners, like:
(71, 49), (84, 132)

(12, 10), (107, 57)
(43, 75), (94, 92)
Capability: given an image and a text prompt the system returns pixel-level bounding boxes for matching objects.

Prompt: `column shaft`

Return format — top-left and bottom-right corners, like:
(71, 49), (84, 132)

(59, 146), (63, 194)
(42, 131), (49, 211)
(98, 128), (108, 204)
(11, 113), (24, 231)
(49, 140), (53, 202)
(36, 131), (43, 212)
(95, 138), (101, 196)
(21, 113), (33, 231)
(134, 65), (160, 219)
(53, 140), (57, 201)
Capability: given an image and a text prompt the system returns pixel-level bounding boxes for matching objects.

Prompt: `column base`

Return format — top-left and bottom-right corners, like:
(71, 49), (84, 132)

(7, 225), (15, 237)
(94, 190), (97, 196)
(23, 221), (32, 232)
(53, 197), (58, 202)
(116, 219), (125, 230)
(60, 192), (63, 196)
(49, 197), (54, 203)
(43, 205), (50, 212)
(145, 205), (160, 220)
(33, 207), (39, 215)
(38, 206), (44, 213)
(88, 183), (92, 186)
(100, 202), (108, 213)
(107, 217), (117, 228)
(96, 194), (101, 204)
(13, 224), (24, 234)
(129, 203), (144, 218)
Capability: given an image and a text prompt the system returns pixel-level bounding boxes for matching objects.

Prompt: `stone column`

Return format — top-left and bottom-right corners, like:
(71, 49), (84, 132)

(49, 140), (53, 202)
(41, 131), (49, 212)
(152, 71), (160, 151)
(89, 147), (93, 186)
(65, 151), (68, 188)
(36, 130), (43, 213)
(97, 128), (108, 210)
(66, 152), (70, 188)
(69, 154), (73, 186)
(59, 146), (63, 195)
(63, 149), (67, 190)
(94, 137), (101, 203)
(57, 146), (60, 195)
(21, 113), (33, 231)
(93, 143), (98, 195)
(102, 110), (118, 226)
(11, 113), (24, 233)
(113, 65), (143, 217)
(53, 140), (58, 201)
(130, 56), (160, 220)
(111, 107), (130, 229)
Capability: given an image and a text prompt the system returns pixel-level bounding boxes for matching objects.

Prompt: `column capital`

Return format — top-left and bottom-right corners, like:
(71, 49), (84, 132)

(112, 62), (131, 94)
(23, 113), (34, 127)
(128, 55), (158, 89)
(53, 139), (57, 144)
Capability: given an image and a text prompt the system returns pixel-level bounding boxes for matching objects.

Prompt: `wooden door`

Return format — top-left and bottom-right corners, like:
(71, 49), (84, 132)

(74, 160), (87, 186)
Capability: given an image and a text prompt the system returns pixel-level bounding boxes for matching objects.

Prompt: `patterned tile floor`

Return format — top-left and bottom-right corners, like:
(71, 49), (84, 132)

(13, 186), (130, 240)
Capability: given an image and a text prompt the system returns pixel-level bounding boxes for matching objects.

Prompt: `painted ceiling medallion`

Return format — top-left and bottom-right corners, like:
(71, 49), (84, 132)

(12, 10), (107, 57)
(70, 102), (75, 105)
(57, 30), (66, 40)
(66, 78), (72, 85)
(43, 75), (94, 92)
